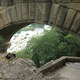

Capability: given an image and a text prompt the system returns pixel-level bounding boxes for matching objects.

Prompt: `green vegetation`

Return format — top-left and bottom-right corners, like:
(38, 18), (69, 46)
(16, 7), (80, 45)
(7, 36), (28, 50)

(15, 28), (80, 67)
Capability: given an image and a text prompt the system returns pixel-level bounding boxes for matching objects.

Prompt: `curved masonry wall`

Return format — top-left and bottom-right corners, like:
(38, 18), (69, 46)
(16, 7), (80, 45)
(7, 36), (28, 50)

(0, 0), (80, 36)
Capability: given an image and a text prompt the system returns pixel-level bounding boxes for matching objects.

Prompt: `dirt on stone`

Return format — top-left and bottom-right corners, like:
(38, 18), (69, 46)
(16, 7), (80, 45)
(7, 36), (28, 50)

(0, 57), (80, 80)
(0, 58), (46, 80)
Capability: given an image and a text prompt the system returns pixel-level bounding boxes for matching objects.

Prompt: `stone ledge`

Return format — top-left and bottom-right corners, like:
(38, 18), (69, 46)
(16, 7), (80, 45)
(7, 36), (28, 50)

(38, 56), (80, 74)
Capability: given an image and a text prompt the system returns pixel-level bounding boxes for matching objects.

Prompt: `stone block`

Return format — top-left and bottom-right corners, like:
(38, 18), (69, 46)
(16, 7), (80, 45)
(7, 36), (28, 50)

(43, 2), (52, 23)
(0, 8), (12, 26)
(22, 3), (29, 21)
(1, 11), (8, 25)
(14, 0), (23, 4)
(71, 13), (80, 32)
(11, 6), (18, 22)
(56, 6), (68, 28)
(29, 3), (36, 20)
(5, 8), (12, 23)
(35, 3), (46, 23)
(1, 0), (8, 6)
(53, 0), (80, 3)
(63, 9), (76, 29)
(49, 4), (59, 25)
(0, 13), (5, 29)
(16, 4), (23, 22)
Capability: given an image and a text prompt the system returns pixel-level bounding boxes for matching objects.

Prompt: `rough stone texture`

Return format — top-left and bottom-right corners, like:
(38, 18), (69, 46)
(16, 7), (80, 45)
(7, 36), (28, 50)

(0, 56), (80, 80)
(0, 57), (55, 80)
(43, 62), (80, 80)
(53, 0), (80, 2)
(71, 13), (80, 32)
(21, 3), (29, 21)
(15, 4), (23, 22)
(35, 3), (45, 23)
(43, 2), (52, 23)
(13, 0), (23, 4)
(59, 3), (80, 11)
(1, 11), (8, 25)
(13, 0), (52, 3)
(5, 8), (12, 23)
(39, 57), (80, 80)
(63, 9), (76, 29)
(49, 4), (59, 25)
(38, 57), (66, 74)
(0, 0), (8, 6)
(0, 13), (5, 29)
(29, 3), (36, 20)
(56, 6), (68, 28)
(0, 7), (8, 11)
(35, 2), (51, 23)
(0, 1), (80, 36)
(11, 6), (18, 22)
(0, 58), (38, 80)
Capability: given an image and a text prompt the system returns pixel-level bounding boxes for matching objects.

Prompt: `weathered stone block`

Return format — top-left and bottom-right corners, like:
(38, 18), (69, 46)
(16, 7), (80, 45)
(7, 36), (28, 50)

(11, 6), (18, 22)
(36, 2), (51, 23)
(13, 0), (23, 4)
(0, 8), (12, 26)
(49, 4), (59, 25)
(1, 0), (8, 6)
(0, 7), (8, 11)
(35, 3), (45, 23)
(36, 0), (52, 1)
(21, 3), (29, 21)
(53, 0), (80, 3)
(16, 4), (23, 22)
(43, 2), (52, 23)
(0, 13), (5, 29)
(71, 13), (80, 32)
(29, 3), (36, 20)
(1, 11), (8, 25)
(5, 8), (12, 23)
(56, 6), (68, 28)
(63, 9), (76, 29)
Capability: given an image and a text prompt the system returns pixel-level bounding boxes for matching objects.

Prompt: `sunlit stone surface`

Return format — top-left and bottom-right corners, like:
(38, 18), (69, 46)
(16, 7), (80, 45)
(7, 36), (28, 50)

(44, 62), (80, 80)
(59, 62), (80, 80)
